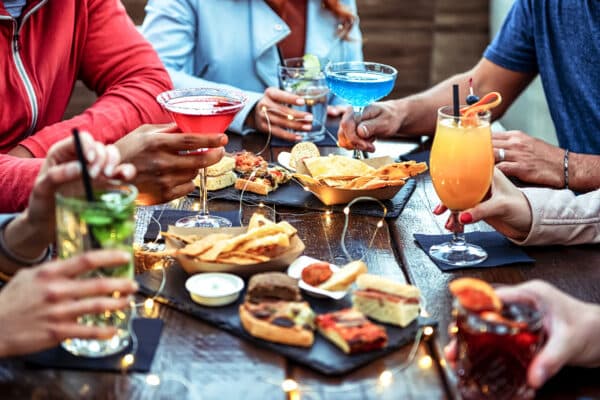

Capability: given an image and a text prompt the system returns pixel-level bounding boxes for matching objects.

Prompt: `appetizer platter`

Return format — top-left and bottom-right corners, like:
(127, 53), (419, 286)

(136, 227), (434, 375)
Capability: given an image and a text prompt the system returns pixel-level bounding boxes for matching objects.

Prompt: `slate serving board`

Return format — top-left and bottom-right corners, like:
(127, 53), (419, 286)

(136, 264), (436, 376)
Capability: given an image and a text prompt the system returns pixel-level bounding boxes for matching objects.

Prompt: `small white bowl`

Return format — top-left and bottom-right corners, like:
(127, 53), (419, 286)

(185, 273), (245, 307)
(287, 256), (347, 300)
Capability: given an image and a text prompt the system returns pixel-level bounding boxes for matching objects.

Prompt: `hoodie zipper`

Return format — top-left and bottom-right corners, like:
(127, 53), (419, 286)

(2, 0), (47, 137)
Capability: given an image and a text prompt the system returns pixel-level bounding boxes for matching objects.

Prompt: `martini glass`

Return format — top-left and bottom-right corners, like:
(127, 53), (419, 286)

(324, 61), (397, 159)
(157, 88), (246, 228)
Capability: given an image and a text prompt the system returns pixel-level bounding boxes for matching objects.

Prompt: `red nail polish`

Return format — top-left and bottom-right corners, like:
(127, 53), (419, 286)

(433, 204), (442, 214)
(459, 212), (473, 224)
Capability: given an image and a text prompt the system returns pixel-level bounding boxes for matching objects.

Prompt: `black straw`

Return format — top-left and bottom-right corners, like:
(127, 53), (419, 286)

(72, 128), (94, 202)
(276, 45), (285, 66)
(452, 84), (460, 122)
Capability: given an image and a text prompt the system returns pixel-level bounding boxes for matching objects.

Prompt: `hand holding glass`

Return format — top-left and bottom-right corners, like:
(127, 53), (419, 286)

(429, 107), (494, 266)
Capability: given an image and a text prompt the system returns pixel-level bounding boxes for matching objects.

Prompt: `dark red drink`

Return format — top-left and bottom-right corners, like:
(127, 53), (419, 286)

(455, 301), (544, 400)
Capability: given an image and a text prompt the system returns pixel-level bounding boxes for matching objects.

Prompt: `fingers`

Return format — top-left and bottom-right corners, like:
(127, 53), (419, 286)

(48, 296), (132, 322)
(113, 163), (136, 181)
(32, 161), (82, 199)
(444, 339), (457, 365)
(264, 87), (305, 106)
(327, 105), (346, 117)
(433, 204), (448, 215)
(50, 323), (118, 342)
(44, 277), (138, 304)
(38, 250), (132, 279)
(337, 111), (375, 152)
(528, 326), (570, 388)
(156, 133), (228, 151)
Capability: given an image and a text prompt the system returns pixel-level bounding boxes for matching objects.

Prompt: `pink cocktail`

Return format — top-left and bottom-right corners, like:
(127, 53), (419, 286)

(157, 88), (246, 228)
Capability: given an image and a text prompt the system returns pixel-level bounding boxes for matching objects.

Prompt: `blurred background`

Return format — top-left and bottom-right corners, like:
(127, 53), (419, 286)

(65, 0), (555, 145)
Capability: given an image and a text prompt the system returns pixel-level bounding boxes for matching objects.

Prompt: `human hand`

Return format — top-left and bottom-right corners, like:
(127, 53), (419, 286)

(432, 169), (532, 241)
(251, 87), (313, 142)
(493, 131), (564, 188)
(16, 132), (135, 246)
(444, 280), (600, 388)
(327, 104), (348, 118)
(0, 250), (138, 357)
(337, 100), (403, 152)
(114, 123), (227, 205)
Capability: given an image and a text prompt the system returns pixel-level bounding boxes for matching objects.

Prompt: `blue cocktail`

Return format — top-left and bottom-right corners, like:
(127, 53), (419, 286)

(325, 62), (397, 158)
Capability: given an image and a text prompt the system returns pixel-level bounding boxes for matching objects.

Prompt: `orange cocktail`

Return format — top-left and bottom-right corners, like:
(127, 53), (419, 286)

(428, 106), (493, 266)
(430, 116), (493, 211)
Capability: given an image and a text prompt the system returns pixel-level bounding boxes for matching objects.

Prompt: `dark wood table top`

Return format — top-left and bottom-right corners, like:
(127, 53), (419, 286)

(1, 132), (598, 399)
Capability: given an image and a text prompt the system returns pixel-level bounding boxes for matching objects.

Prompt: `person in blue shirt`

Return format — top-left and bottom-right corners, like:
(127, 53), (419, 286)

(338, 0), (600, 193)
(142, 0), (363, 142)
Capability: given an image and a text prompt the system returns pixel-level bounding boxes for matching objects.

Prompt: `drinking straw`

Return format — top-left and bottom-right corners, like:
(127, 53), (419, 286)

(452, 84), (460, 121)
(276, 45), (285, 66)
(72, 128), (101, 249)
(72, 128), (94, 202)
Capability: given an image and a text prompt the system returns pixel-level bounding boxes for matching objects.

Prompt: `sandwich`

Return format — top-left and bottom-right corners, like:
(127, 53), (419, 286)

(239, 272), (315, 347)
(318, 260), (368, 292)
(352, 274), (420, 327)
(194, 155), (237, 191)
(235, 166), (291, 196)
(315, 308), (387, 354)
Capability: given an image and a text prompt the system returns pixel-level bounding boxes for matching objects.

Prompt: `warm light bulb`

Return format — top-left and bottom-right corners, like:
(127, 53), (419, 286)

(423, 326), (434, 337)
(343, 207), (350, 215)
(378, 370), (393, 387)
(121, 353), (135, 369)
(281, 379), (298, 392)
(258, 202), (265, 208)
(418, 355), (433, 370)
(146, 374), (161, 386)
(144, 298), (154, 312)
(450, 325), (459, 334)
(376, 220), (383, 228)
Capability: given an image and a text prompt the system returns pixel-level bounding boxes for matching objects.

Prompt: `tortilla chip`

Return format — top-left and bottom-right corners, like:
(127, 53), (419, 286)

(371, 161), (428, 180)
(303, 155), (375, 179)
(177, 233), (232, 257)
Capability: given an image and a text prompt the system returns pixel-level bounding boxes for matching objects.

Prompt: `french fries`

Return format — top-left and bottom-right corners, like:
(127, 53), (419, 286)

(168, 213), (298, 265)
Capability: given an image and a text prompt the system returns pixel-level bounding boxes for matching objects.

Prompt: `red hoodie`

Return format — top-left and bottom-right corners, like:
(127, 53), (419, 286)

(0, 0), (172, 212)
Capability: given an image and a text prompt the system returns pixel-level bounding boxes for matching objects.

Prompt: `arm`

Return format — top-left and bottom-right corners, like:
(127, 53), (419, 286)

(0, 156), (44, 212)
(515, 186), (600, 246)
(338, 59), (535, 152)
(17, 0), (172, 157)
(141, 0), (263, 135)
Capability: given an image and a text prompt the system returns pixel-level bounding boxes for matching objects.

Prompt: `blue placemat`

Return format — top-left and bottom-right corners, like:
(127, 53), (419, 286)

(24, 318), (163, 373)
(414, 231), (535, 271)
(202, 178), (417, 219)
(136, 264), (437, 376)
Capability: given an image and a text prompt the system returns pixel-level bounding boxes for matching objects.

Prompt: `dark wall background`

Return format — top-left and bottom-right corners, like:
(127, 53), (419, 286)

(64, 0), (489, 118)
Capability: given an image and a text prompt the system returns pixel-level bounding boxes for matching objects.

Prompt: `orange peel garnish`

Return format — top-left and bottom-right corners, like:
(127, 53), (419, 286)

(460, 91), (502, 118)
(449, 277), (502, 312)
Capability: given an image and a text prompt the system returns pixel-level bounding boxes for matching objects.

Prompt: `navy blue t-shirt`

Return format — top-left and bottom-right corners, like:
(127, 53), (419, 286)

(484, 0), (600, 154)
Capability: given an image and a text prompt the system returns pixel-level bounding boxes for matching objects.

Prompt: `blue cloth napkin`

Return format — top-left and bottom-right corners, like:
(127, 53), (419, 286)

(144, 209), (241, 242)
(414, 231), (535, 271)
(24, 318), (163, 373)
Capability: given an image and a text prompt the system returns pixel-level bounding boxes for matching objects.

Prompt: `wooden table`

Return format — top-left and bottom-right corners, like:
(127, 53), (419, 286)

(0, 132), (598, 399)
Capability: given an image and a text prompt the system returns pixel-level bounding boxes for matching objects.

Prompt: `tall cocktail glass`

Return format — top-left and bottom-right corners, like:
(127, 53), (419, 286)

(454, 300), (544, 400)
(157, 88), (246, 228)
(56, 181), (137, 357)
(324, 61), (397, 158)
(429, 106), (494, 266)
(278, 57), (329, 142)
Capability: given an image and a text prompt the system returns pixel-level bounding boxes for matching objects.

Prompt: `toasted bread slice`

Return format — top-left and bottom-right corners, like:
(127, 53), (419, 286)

(319, 260), (367, 291)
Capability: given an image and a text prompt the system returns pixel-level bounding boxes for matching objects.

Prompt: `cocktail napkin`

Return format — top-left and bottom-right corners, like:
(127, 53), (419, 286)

(144, 209), (241, 242)
(24, 318), (163, 373)
(414, 231), (535, 272)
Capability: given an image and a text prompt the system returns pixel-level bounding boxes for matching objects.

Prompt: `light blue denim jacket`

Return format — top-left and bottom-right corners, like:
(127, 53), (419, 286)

(142, 0), (363, 134)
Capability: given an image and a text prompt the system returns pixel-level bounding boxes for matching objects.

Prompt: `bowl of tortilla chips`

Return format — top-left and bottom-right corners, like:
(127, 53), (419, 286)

(163, 213), (305, 276)
(292, 155), (428, 205)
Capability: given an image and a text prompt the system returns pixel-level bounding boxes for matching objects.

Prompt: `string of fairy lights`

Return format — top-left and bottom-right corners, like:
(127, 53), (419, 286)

(118, 107), (437, 397)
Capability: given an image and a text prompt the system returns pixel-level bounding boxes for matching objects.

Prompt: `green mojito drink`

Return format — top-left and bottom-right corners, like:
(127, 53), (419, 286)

(55, 181), (137, 357)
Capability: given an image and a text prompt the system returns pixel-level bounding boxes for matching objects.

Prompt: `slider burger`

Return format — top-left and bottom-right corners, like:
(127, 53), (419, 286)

(194, 156), (237, 191)
(239, 272), (315, 347)
(352, 274), (420, 327)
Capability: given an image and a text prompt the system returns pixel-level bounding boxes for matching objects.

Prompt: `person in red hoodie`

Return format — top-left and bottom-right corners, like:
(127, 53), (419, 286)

(0, 0), (226, 212)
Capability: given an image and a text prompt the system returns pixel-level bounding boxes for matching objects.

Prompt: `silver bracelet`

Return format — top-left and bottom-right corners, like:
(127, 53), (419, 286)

(563, 149), (570, 189)
(0, 215), (51, 266)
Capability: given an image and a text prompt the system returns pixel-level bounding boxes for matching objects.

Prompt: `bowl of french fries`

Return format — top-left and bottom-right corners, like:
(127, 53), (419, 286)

(292, 155), (428, 205)
(163, 213), (305, 276)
